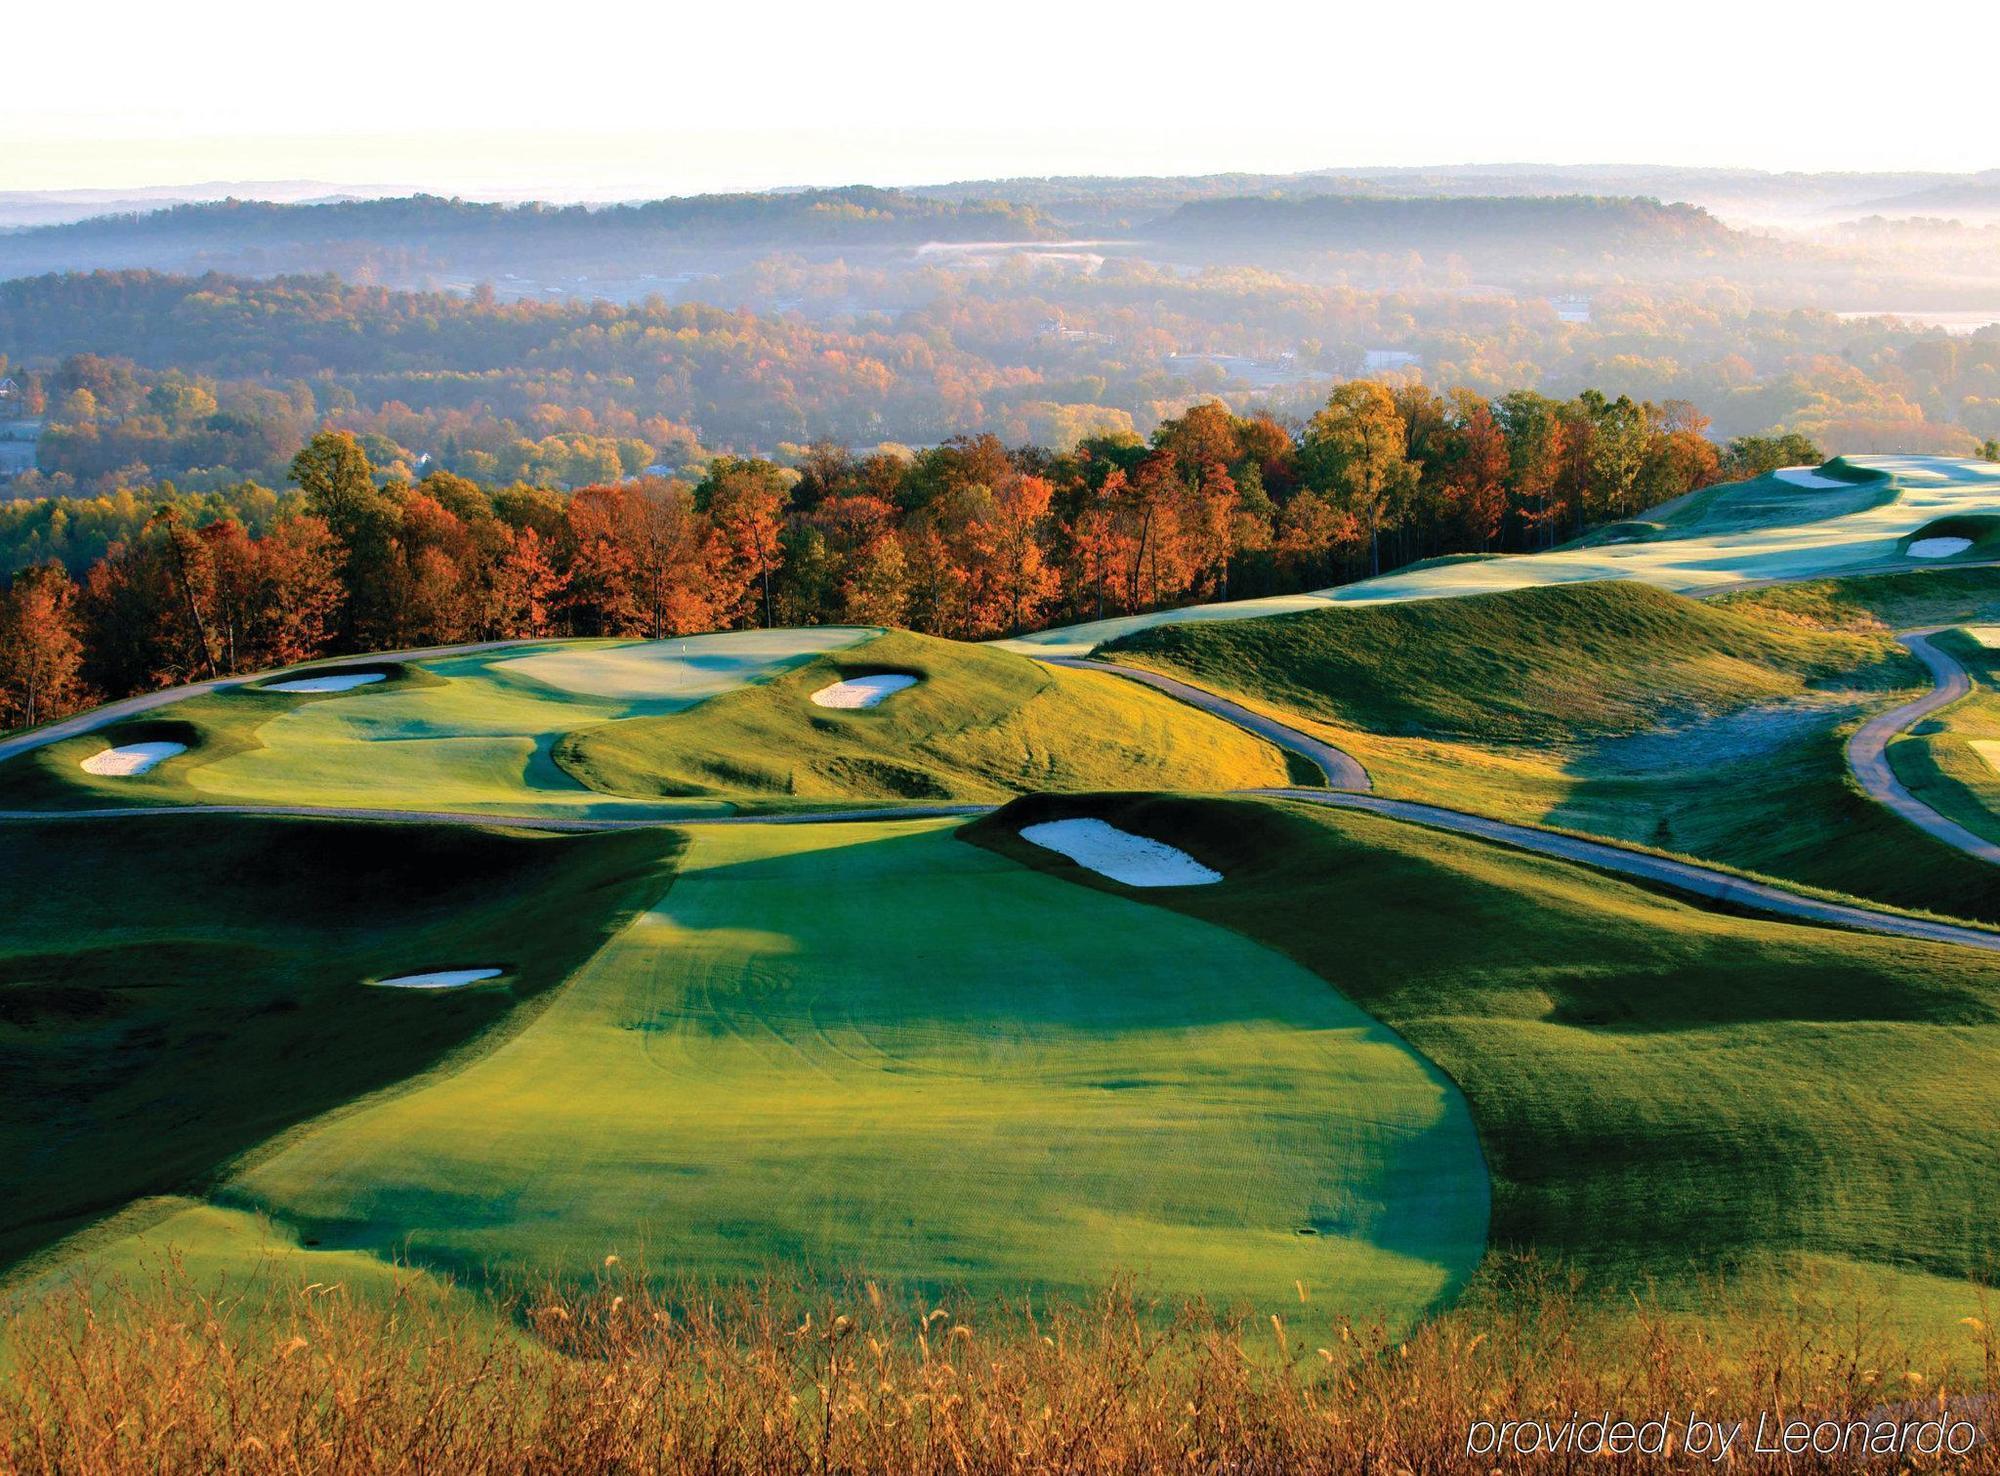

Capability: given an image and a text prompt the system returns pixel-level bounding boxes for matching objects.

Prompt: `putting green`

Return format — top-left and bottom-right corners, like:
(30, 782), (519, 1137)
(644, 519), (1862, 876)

(218, 819), (1487, 1318)
(1000, 455), (2000, 657)
(1, 634), (886, 819)
(495, 627), (876, 700)
(182, 646), (718, 819)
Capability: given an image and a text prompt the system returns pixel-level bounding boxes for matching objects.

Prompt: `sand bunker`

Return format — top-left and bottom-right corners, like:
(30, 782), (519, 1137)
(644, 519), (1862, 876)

(1773, 467), (1850, 490)
(264, 672), (387, 694)
(810, 673), (920, 709)
(1908, 537), (1974, 559)
(372, 968), (504, 990)
(1972, 741), (2000, 777)
(1020, 819), (1223, 887)
(1967, 627), (2000, 649)
(80, 741), (186, 776)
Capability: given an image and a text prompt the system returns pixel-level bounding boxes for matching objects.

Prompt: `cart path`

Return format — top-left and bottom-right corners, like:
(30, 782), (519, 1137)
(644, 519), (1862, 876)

(1844, 632), (2000, 866)
(1039, 655), (1371, 790)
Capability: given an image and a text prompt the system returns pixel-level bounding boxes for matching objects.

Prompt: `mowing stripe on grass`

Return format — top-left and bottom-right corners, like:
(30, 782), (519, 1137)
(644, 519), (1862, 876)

(218, 818), (1488, 1320)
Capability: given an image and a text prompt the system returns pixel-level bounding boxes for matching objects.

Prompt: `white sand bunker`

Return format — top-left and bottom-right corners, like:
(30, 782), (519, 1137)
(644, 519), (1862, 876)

(1773, 466), (1850, 489)
(80, 741), (186, 776)
(810, 673), (920, 709)
(1908, 537), (1974, 559)
(372, 968), (504, 990)
(1020, 819), (1223, 887)
(264, 672), (387, 694)
(1967, 627), (2000, 649)
(1971, 741), (2000, 777)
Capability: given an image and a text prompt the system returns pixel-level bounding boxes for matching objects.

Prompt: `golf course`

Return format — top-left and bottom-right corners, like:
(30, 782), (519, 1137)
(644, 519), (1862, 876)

(7, 453), (2000, 1359)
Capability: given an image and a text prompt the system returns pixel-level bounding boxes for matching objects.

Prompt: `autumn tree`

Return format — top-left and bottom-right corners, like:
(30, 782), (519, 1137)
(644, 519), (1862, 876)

(1302, 382), (1417, 576)
(290, 430), (393, 641)
(0, 563), (89, 730)
(699, 459), (789, 629)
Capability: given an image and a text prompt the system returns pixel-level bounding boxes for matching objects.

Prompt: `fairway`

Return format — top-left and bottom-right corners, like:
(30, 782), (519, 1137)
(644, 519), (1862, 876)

(1000, 455), (2000, 657)
(216, 819), (1486, 1317)
(0, 815), (678, 1269)
(974, 793), (2000, 1306)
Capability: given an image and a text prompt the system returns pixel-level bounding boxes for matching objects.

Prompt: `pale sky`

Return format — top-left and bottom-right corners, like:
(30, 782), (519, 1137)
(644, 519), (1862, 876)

(8, 0), (1995, 196)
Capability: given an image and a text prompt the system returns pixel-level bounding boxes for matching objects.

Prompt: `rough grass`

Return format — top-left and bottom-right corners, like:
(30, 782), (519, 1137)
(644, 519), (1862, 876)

(969, 794), (2000, 1298)
(205, 817), (1484, 1318)
(1714, 566), (2000, 633)
(556, 629), (1292, 803)
(6, 1259), (1998, 1475)
(1323, 698), (2000, 926)
(0, 815), (679, 1272)
(1100, 580), (1912, 743)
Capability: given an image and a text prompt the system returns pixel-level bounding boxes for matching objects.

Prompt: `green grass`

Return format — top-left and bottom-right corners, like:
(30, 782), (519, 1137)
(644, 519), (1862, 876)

(1713, 566), (2000, 632)
(1101, 581), (1910, 743)
(1, 628), (1289, 817)
(1574, 460), (1892, 547)
(557, 629), (1294, 803)
(0, 639), (859, 820)
(200, 817), (1484, 1321)
(0, 814), (678, 1273)
(969, 793), (2000, 1300)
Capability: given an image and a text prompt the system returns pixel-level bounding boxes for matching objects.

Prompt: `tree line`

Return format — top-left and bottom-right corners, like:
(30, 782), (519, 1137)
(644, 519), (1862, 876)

(0, 385), (1793, 730)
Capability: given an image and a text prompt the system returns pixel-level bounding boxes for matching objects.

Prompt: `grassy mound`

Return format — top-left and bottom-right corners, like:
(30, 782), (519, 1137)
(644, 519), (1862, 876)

(1572, 461), (1892, 547)
(1714, 566), (2000, 632)
(970, 793), (2000, 1296)
(1899, 514), (2000, 559)
(0, 815), (677, 1271)
(1099, 581), (1910, 743)
(207, 818), (1485, 1316)
(556, 629), (1295, 802)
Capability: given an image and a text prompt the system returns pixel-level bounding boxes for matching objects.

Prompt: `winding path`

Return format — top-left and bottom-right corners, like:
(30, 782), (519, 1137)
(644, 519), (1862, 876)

(1844, 632), (2000, 866)
(1252, 788), (2000, 953)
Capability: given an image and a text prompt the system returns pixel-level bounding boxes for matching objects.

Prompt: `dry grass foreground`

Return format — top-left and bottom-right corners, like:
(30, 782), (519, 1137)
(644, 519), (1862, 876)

(5, 1262), (1999, 1474)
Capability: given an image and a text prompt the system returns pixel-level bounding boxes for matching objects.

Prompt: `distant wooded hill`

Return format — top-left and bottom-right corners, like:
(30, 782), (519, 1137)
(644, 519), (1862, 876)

(0, 188), (1056, 281)
(1150, 194), (1736, 252)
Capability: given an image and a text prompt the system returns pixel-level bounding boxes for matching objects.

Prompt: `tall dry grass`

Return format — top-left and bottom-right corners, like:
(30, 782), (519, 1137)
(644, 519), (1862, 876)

(2, 1259), (1995, 1474)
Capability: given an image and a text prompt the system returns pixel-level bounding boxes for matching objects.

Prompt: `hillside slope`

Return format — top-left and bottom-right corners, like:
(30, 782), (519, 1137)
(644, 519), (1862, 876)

(973, 793), (2000, 1299)
(559, 629), (1297, 802)
(1100, 581), (1911, 743)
